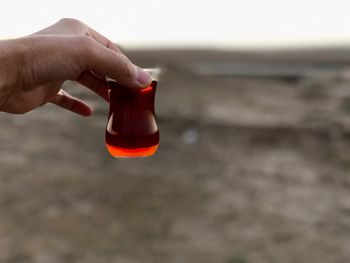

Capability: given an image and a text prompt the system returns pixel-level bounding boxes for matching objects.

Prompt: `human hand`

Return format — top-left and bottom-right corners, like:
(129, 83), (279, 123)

(0, 18), (151, 116)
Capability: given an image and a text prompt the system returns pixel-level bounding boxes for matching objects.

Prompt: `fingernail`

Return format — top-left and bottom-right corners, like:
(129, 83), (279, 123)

(136, 67), (152, 87)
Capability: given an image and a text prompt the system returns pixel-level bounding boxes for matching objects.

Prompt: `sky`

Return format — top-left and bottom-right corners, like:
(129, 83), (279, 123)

(1, 0), (350, 49)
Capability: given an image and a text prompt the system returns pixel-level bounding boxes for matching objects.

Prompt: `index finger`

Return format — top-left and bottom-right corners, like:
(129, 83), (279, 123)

(86, 27), (121, 53)
(80, 37), (151, 89)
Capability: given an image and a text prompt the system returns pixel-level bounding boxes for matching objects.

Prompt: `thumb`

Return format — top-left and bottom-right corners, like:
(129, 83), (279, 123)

(81, 39), (151, 88)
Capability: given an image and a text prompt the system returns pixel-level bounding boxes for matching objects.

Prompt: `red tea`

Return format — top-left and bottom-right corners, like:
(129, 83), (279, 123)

(105, 80), (159, 157)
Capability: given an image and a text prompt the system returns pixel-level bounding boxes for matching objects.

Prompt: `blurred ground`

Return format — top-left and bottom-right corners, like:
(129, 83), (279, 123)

(2, 49), (350, 262)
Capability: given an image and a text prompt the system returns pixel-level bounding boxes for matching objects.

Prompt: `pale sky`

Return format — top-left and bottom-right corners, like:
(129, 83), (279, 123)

(1, 0), (350, 49)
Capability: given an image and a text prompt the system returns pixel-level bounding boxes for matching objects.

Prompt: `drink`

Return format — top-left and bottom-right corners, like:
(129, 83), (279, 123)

(105, 72), (159, 158)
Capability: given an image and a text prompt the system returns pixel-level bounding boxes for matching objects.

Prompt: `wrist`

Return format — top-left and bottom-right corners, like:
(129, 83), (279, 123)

(0, 39), (27, 111)
(0, 39), (28, 111)
(0, 41), (10, 111)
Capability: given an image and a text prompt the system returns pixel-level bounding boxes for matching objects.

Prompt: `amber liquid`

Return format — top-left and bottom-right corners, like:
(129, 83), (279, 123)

(105, 80), (159, 157)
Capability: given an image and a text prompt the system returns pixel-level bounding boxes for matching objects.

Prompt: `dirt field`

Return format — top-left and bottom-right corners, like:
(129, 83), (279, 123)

(1, 49), (350, 262)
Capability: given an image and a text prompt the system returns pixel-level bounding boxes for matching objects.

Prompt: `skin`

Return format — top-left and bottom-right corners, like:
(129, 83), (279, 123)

(0, 18), (151, 116)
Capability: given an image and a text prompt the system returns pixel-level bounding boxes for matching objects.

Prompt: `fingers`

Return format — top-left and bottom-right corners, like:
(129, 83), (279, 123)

(86, 28), (121, 53)
(61, 18), (122, 53)
(81, 38), (151, 89)
(32, 19), (150, 89)
(34, 18), (122, 53)
(50, 89), (93, 116)
(78, 71), (109, 101)
(44, 18), (123, 53)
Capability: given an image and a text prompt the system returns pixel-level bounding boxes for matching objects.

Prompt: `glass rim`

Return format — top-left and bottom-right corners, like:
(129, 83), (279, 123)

(106, 67), (162, 83)
(144, 68), (162, 81)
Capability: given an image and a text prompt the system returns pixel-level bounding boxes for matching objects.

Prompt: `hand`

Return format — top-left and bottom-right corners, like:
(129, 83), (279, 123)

(0, 18), (151, 116)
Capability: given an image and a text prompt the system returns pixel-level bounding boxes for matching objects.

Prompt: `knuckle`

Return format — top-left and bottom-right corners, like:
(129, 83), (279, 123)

(59, 36), (87, 72)
(59, 18), (83, 27)
(75, 35), (95, 55)
(73, 36), (99, 70)
(77, 35), (94, 47)
(117, 54), (135, 79)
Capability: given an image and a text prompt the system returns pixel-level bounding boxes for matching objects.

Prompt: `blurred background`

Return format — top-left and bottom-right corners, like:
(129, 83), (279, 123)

(2, 0), (350, 262)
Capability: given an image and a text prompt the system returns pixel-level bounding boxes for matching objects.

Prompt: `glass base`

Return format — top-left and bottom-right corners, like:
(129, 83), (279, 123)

(106, 144), (159, 158)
